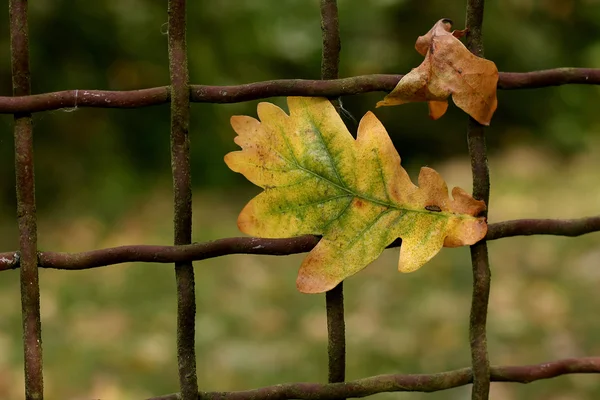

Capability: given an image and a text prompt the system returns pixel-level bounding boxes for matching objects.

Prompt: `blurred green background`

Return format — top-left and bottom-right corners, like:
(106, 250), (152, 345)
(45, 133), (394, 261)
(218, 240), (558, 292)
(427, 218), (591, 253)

(1, 0), (600, 399)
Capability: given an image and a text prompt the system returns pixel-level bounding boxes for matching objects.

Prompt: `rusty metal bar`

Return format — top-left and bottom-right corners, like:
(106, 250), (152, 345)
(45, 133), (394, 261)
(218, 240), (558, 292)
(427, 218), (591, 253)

(9, 0), (44, 399)
(149, 357), (600, 400)
(2, 68), (600, 113)
(167, 0), (198, 399)
(320, 0), (341, 82)
(465, 0), (492, 399)
(320, 0), (346, 389)
(1, 216), (599, 272)
(325, 283), (346, 384)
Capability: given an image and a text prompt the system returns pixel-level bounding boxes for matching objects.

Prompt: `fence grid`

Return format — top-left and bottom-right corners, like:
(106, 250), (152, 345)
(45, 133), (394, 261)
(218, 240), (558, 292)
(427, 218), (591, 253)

(2, 0), (600, 399)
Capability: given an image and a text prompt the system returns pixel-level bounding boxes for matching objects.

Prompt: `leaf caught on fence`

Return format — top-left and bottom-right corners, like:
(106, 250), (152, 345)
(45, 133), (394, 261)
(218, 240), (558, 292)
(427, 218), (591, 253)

(225, 97), (487, 293)
(377, 19), (499, 125)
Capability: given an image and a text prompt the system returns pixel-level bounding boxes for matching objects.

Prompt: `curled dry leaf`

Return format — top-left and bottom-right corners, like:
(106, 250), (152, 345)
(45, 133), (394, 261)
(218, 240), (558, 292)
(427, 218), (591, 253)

(225, 97), (487, 294)
(377, 18), (499, 125)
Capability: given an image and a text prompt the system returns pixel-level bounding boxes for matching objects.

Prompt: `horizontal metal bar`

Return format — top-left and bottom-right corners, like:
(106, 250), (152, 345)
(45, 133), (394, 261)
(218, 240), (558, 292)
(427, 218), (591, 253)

(0, 216), (598, 272)
(148, 356), (600, 400)
(1, 68), (599, 113)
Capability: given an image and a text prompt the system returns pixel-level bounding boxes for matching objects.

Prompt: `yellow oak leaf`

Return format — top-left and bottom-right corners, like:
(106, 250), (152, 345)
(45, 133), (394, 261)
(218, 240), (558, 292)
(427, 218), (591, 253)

(225, 97), (487, 293)
(377, 19), (499, 126)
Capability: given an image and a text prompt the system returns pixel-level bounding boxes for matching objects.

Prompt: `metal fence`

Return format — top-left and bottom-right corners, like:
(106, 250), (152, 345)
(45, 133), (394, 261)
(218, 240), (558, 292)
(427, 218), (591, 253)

(1, 0), (600, 399)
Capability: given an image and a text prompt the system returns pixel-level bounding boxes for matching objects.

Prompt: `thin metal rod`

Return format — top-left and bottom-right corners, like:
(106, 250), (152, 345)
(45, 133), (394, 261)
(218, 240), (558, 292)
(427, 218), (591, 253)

(465, 0), (491, 399)
(320, 0), (341, 82)
(168, 0), (198, 398)
(0, 216), (599, 272)
(148, 357), (600, 400)
(320, 0), (346, 388)
(2, 68), (600, 114)
(9, 0), (44, 399)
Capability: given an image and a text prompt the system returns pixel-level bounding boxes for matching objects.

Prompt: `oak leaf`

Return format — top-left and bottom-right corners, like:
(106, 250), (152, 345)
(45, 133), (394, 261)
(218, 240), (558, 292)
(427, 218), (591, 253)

(377, 19), (499, 125)
(225, 97), (487, 293)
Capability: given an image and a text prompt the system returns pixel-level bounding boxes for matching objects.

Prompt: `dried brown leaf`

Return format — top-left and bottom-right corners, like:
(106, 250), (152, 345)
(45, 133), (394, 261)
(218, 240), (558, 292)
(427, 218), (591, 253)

(377, 19), (498, 125)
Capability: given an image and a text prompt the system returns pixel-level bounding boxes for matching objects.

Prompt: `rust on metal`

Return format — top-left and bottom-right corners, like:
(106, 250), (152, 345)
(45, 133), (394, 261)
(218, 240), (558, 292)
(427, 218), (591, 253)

(0, 216), (599, 273)
(465, 0), (492, 399)
(9, 0), (44, 399)
(168, 0), (198, 399)
(320, 0), (347, 390)
(2, 69), (600, 114)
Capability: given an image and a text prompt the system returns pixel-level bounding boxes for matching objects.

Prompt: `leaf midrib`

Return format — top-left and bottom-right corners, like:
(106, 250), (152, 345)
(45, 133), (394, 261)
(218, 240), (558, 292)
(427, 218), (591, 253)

(275, 115), (439, 217)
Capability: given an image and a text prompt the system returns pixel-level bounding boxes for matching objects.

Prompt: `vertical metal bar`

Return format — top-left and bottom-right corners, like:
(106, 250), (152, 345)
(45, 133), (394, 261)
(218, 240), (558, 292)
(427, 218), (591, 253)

(325, 283), (345, 385)
(465, 1), (491, 399)
(320, 0), (341, 82)
(320, 0), (346, 389)
(9, 1), (44, 399)
(167, 1), (198, 399)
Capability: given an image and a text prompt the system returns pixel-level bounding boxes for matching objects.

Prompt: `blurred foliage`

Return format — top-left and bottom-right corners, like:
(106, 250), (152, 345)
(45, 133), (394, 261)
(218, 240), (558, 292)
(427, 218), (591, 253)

(1, 0), (600, 399)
